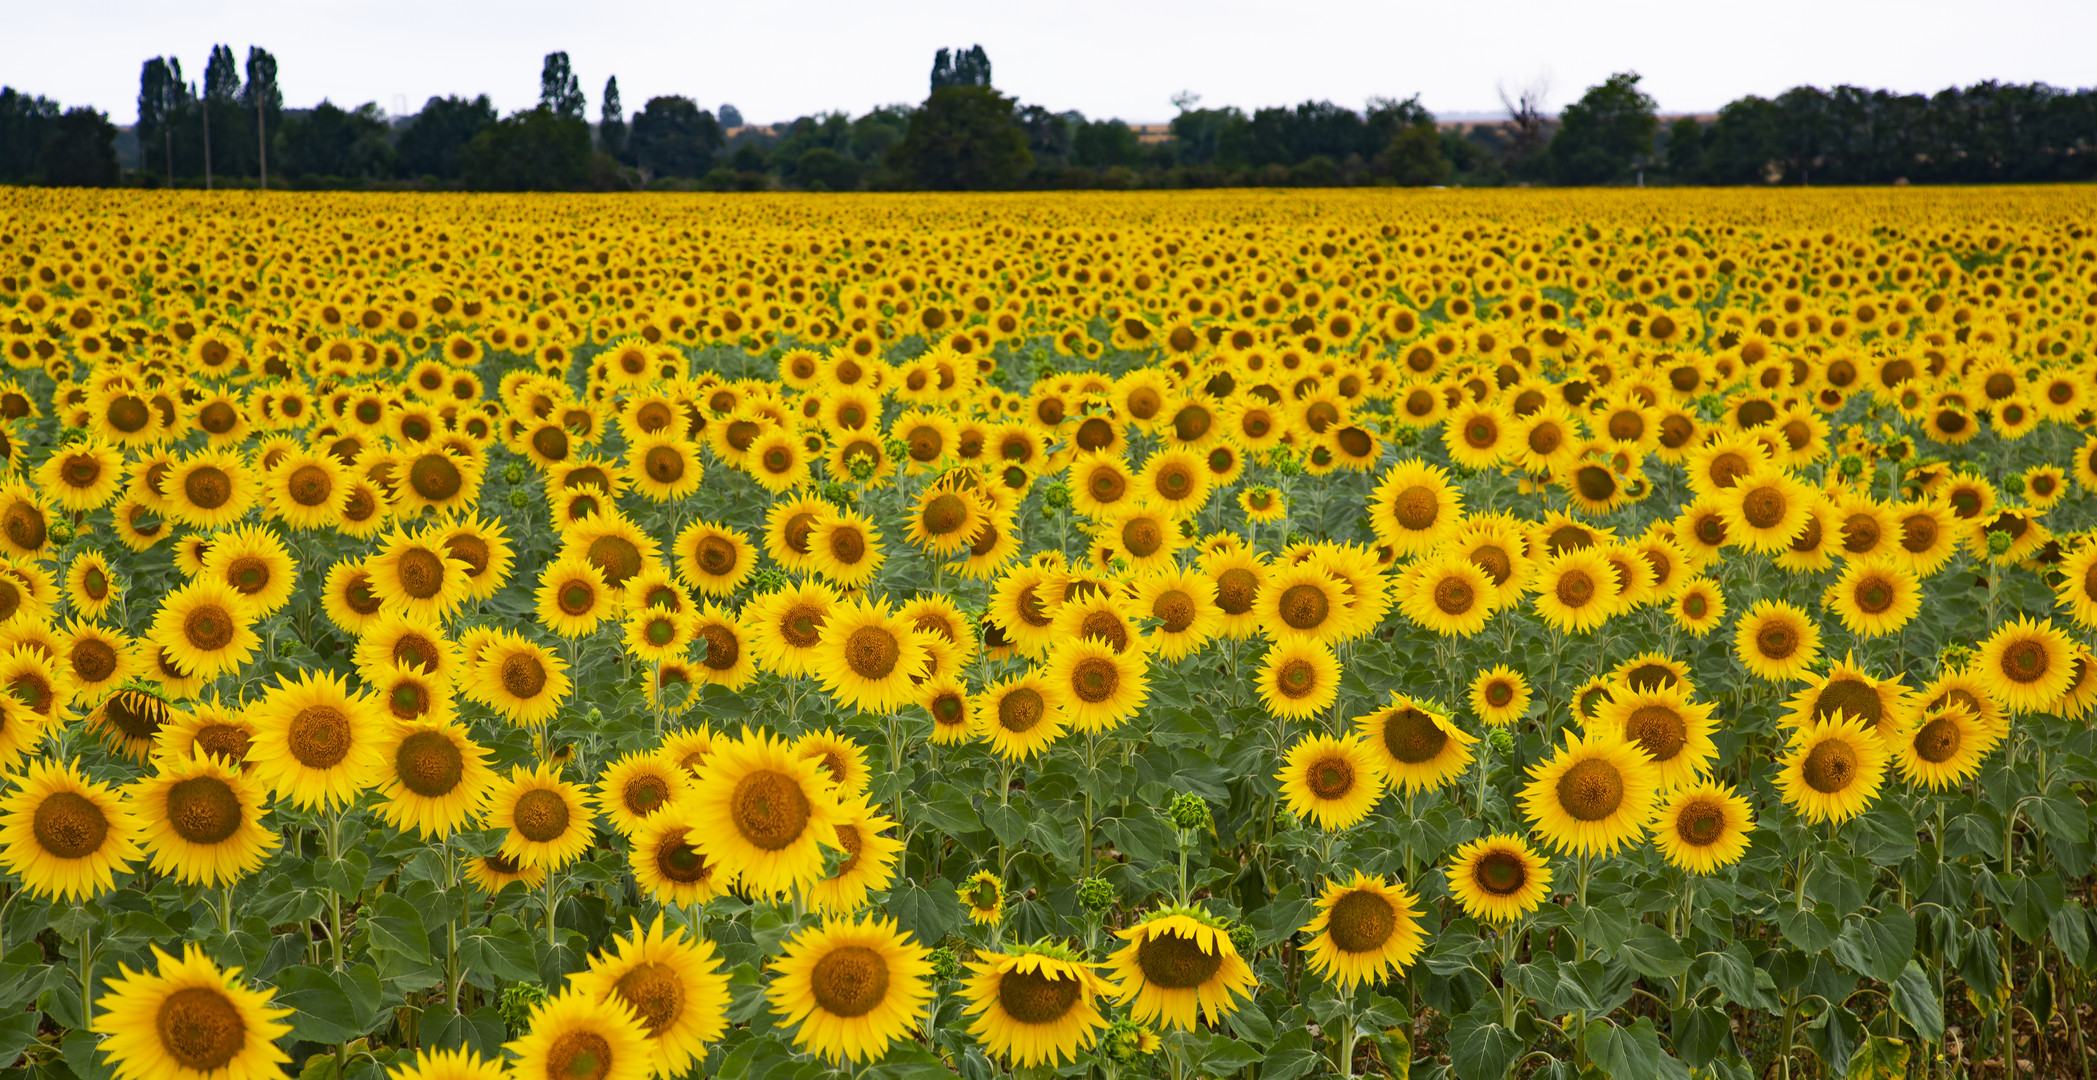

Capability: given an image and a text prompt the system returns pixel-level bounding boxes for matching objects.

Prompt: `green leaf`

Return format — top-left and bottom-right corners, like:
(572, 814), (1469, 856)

(1845, 1035), (1911, 1080)
(2051, 901), (2091, 968)
(1775, 902), (1842, 954)
(1670, 1005), (1731, 1068)
(459, 915), (541, 986)
(1183, 1029), (1263, 1074)
(363, 892), (434, 966)
(2029, 794), (2089, 842)
(1890, 961), (1944, 1043)
(1246, 884), (1312, 950)
(1698, 945), (1778, 1011)
(981, 802), (1028, 849)
(61, 1029), (113, 1080)
(1806, 1002), (1866, 1076)
(426, 1008), (508, 1059)
(1262, 1028), (1322, 1080)
(1831, 908), (1915, 984)
(1584, 1017), (1689, 1080)
(273, 964), (369, 1044)
(1449, 1011), (1521, 1080)
(915, 783), (980, 836)
(885, 878), (963, 946)
(1620, 923), (1691, 979)
(0, 1010), (42, 1069)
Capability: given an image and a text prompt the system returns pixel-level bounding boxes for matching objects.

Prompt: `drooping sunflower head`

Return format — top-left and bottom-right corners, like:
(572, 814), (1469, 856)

(1106, 906), (1258, 1032)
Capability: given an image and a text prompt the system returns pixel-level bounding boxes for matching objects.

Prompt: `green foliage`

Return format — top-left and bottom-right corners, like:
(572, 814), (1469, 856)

(459, 107), (590, 191)
(1551, 71), (1659, 184)
(890, 86), (1032, 191)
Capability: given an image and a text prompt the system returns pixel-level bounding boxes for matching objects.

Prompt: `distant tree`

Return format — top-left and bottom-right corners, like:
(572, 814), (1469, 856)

(849, 106), (911, 162)
(1496, 75), (1551, 176)
(279, 101), (395, 179)
(1013, 106), (1074, 169)
(794, 147), (861, 190)
(1072, 117), (1141, 169)
(202, 44), (243, 185)
(1381, 121), (1449, 185)
(719, 103), (744, 128)
(891, 84), (1031, 190)
(40, 107), (118, 186)
(929, 46), (992, 92)
(1664, 116), (1706, 182)
(1169, 103), (1244, 167)
(461, 107), (591, 190)
(630, 96), (723, 178)
(540, 52), (585, 120)
(599, 76), (628, 161)
(137, 57), (188, 183)
(1550, 72), (1657, 184)
(0, 88), (60, 183)
(1702, 95), (1783, 183)
(396, 95), (496, 179)
(1366, 95), (1435, 145)
(242, 47), (281, 187)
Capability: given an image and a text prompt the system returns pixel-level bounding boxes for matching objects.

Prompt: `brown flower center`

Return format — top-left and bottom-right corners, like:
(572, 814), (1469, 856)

(1556, 758), (1625, 821)
(1135, 931), (1225, 990)
(997, 967), (1082, 1025)
(729, 769), (810, 850)
(513, 788), (571, 843)
(396, 730), (465, 797)
(810, 945), (890, 1018)
(166, 775), (242, 844)
(1327, 889), (1397, 953)
(156, 986), (246, 1072)
(33, 790), (108, 858)
(1801, 738), (1860, 793)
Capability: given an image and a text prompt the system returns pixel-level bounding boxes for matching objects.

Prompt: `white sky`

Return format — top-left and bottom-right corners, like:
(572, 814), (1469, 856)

(6, 0), (2096, 127)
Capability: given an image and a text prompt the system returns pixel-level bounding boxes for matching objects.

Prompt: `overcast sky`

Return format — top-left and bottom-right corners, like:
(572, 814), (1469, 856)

(7, 0), (2096, 126)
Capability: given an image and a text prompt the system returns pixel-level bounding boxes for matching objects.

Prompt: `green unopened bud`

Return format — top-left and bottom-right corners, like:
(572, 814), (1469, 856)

(1838, 454), (1866, 480)
(1227, 922), (1256, 956)
(882, 437), (910, 463)
(1986, 530), (2013, 557)
(1489, 729), (1515, 755)
(1101, 1019), (1154, 1063)
(47, 519), (75, 547)
(1165, 792), (1211, 832)
(1039, 480), (1073, 512)
(504, 463), (526, 484)
(927, 947), (960, 980)
(750, 567), (789, 595)
(507, 489), (529, 509)
(1391, 425), (1420, 448)
(497, 984), (549, 1037)
(1077, 877), (1115, 912)
(816, 480), (853, 508)
(846, 453), (876, 482)
(2002, 473), (2027, 497)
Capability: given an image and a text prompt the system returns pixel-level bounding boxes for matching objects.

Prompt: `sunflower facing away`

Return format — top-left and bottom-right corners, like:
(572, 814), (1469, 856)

(0, 755), (141, 900)
(687, 727), (845, 899)
(766, 915), (934, 1065)
(1298, 871), (1426, 991)
(1275, 734), (1385, 831)
(1106, 906), (1257, 1031)
(1445, 835), (1553, 924)
(93, 944), (292, 1080)
(1650, 781), (1756, 874)
(1520, 731), (1661, 857)
(962, 944), (1115, 1068)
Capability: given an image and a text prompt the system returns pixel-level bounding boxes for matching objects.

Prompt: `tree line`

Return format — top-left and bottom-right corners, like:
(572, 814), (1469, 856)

(2, 45), (2094, 190)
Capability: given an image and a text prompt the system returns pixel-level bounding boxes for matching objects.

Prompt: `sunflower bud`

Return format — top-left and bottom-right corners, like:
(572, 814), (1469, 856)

(507, 490), (529, 509)
(1489, 728), (1515, 755)
(47, 519), (75, 546)
(1165, 792), (1211, 832)
(1077, 876), (1114, 912)
(749, 567), (789, 595)
(816, 480), (853, 509)
(1101, 1019), (1156, 1063)
(1986, 530), (2013, 557)
(927, 947), (959, 980)
(2002, 473), (2027, 497)
(497, 984), (549, 1037)
(1838, 454), (1866, 480)
(504, 463), (526, 484)
(846, 453), (876, 482)
(1226, 921), (1256, 955)
(1391, 425), (1420, 448)
(882, 437), (910, 464)
(1039, 481), (1072, 513)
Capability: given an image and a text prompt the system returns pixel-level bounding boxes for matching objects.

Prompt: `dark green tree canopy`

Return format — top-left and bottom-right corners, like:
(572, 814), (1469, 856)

(929, 46), (992, 92)
(397, 95), (496, 179)
(599, 76), (627, 160)
(241, 47), (281, 120)
(41, 107), (117, 186)
(1551, 71), (1658, 184)
(630, 96), (723, 179)
(0, 88), (61, 183)
(280, 100), (395, 179)
(891, 84), (1031, 190)
(461, 107), (591, 190)
(540, 52), (585, 120)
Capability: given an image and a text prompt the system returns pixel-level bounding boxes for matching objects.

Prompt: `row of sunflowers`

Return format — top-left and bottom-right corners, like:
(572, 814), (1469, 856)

(0, 187), (2094, 1080)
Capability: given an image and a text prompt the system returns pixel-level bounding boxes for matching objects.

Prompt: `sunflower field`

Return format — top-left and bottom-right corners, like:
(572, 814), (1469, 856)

(0, 187), (2093, 1080)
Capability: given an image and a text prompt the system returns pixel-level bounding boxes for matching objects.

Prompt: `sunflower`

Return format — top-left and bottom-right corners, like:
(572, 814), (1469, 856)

(371, 656), (455, 727)
(149, 580), (259, 681)
(812, 598), (930, 715)
(505, 987), (653, 1080)
(919, 677), (973, 745)
(1299, 872), (1426, 991)
(1035, 637), (1143, 733)
(808, 507), (886, 589)
(1782, 658), (1910, 737)
(0, 484), (50, 560)
(36, 440), (124, 511)
(366, 529), (471, 620)
(385, 1046), (508, 1080)
(960, 870), (1005, 926)
(354, 611), (459, 684)
(336, 477), (392, 539)
(1974, 615), (2077, 714)
(1097, 501), (1184, 575)
(1823, 558), (1921, 638)
(1715, 467), (1811, 552)
(1199, 547), (1267, 641)
(1889, 499), (1959, 575)
(152, 700), (257, 772)
(1354, 694), (1476, 793)
(1276, 735), (1385, 831)
(767, 915), (933, 1065)
(625, 432), (703, 502)
(369, 718), (493, 839)
(0, 756), (140, 901)
(745, 578), (838, 679)
(57, 622), (134, 706)
(129, 753), (280, 885)
(1255, 563), (1349, 644)
(962, 945), (1115, 1069)
(629, 815), (723, 907)
(1893, 702), (1996, 791)
(1649, 780), (1756, 874)
(681, 604), (752, 690)
(162, 450), (256, 529)
(1400, 556), (1495, 637)
(92, 944), (292, 1080)
(1528, 549), (1619, 633)
(1126, 569), (1218, 660)
(1050, 590), (1148, 658)
(570, 915), (732, 1078)
(1444, 834), (1551, 924)
(1137, 447), (1211, 516)
(593, 751), (689, 839)
(973, 671), (1067, 761)
(464, 851), (546, 896)
(1775, 712), (1888, 825)
(201, 525), (298, 616)
(807, 796), (904, 916)
(1369, 459), (1462, 555)
(687, 728), (845, 899)
(1669, 577), (1727, 635)
(762, 496), (829, 575)
(1106, 906), (1257, 1031)
(901, 487), (984, 557)
(536, 557), (613, 638)
(1520, 731), (1661, 857)
(674, 520), (756, 598)
(1732, 599), (1821, 681)
(321, 559), (387, 636)
(1069, 452), (1137, 520)
(1468, 665), (1531, 727)
(245, 668), (386, 812)
(487, 762), (598, 871)
(65, 550), (120, 622)
(1588, 685), (1718, 790)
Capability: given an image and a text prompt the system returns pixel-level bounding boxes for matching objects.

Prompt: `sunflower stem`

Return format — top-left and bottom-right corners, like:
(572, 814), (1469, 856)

(220, 882), (235, 936)
(76, 918), (92, 1033)
(325, 808), (346, 971)
(544, 869), (560, 947)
